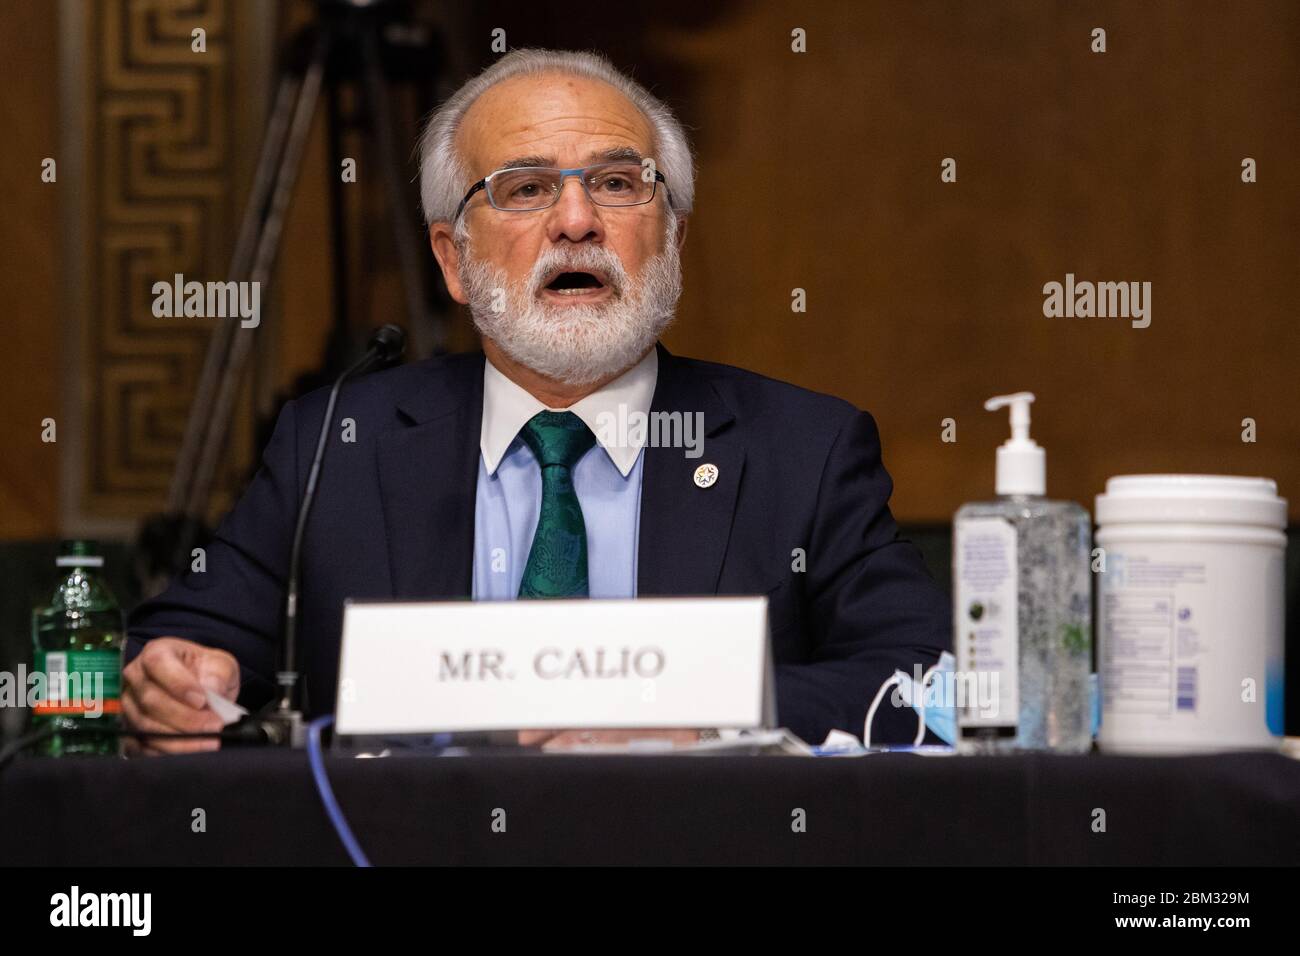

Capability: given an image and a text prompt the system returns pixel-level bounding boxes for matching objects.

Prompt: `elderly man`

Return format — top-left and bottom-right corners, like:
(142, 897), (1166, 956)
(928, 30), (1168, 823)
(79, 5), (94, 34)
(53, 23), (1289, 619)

(123, 48), (950, 753)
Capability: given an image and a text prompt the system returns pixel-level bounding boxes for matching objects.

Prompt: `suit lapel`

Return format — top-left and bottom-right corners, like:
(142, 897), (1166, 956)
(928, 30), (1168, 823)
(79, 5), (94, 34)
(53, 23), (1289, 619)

(638, 344), (744, 596)
(374, 346), (744, 600)
(377, 353), (483, 599)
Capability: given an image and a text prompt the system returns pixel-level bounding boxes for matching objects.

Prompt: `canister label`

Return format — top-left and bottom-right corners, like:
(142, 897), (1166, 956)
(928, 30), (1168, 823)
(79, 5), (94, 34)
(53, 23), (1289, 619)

(1099, 542), (1284, 749)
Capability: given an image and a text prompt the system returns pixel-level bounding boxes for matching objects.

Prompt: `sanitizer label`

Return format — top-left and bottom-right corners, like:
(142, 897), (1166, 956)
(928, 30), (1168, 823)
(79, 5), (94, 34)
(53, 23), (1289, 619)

(955, 518), (1018, 737)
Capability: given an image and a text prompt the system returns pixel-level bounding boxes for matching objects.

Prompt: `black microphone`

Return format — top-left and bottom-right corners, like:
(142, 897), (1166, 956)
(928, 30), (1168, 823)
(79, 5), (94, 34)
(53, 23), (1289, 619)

(262, 324), (406, 747)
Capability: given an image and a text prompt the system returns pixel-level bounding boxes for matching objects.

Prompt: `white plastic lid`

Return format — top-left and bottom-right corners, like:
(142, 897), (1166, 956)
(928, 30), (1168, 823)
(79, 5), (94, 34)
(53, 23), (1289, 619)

(1095, 474), (1286, 528)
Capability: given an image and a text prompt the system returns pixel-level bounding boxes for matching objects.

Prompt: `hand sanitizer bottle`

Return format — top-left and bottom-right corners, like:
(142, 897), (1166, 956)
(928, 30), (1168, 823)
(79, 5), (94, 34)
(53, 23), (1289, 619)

(954, 393), (1092, 753)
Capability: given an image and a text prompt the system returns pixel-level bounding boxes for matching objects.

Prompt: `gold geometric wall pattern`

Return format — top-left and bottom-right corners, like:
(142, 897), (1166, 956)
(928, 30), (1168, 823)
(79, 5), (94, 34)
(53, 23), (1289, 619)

(64, 0), (270, 528)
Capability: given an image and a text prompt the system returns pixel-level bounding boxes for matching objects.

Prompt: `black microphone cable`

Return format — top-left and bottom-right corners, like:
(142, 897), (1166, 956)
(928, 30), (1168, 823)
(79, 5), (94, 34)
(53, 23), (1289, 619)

(0, 720), (268, 774)
(0, 716), (373, 867)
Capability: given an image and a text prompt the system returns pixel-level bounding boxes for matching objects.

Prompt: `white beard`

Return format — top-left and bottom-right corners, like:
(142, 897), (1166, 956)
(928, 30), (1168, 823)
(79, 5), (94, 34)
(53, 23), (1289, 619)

(458, 214), (682, 387)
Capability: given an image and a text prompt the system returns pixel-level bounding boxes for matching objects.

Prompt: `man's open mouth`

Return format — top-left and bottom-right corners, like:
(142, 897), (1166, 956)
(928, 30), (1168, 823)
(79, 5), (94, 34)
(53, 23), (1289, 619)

(543, 270), (609, 295)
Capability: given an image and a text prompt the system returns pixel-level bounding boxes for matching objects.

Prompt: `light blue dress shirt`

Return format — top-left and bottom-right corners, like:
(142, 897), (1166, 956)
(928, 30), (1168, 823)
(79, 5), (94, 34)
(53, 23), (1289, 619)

(470, 349), (658, 600)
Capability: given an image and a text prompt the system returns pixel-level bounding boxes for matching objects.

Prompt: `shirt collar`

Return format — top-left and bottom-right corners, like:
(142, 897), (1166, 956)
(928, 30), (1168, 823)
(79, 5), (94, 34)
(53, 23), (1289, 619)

(480, 347), (659, 478)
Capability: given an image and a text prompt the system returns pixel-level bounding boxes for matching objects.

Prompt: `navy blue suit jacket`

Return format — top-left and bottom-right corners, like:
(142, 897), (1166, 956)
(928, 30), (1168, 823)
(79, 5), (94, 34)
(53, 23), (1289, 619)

(127, 344), (951, 744)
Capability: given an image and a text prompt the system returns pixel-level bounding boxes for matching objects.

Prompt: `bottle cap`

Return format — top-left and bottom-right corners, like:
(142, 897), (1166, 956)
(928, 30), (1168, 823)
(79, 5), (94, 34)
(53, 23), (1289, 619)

(56, 540), (104, 568)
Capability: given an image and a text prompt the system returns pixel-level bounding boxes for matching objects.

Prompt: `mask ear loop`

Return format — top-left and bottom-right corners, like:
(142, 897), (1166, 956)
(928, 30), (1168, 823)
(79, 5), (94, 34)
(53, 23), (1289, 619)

(864, 663), (944, 748)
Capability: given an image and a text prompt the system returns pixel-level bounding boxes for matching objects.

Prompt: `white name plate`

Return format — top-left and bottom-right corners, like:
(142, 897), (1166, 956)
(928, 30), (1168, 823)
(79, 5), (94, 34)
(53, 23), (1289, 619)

(333, 596), (774, 736)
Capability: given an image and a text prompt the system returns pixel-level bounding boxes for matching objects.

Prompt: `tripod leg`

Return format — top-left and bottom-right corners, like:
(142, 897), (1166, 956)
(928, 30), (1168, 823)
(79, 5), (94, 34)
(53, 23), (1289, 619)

(325, 79), (352, 356)
(361, 24), (439, 354)
(186, 31), (330, 520)
(167, 70), (302, 516)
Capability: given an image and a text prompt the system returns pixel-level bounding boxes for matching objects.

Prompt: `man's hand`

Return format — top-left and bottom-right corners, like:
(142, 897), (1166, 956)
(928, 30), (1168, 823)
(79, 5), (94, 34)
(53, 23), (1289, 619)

(517, 729), (702, 751)
(121, 637), (240, 756)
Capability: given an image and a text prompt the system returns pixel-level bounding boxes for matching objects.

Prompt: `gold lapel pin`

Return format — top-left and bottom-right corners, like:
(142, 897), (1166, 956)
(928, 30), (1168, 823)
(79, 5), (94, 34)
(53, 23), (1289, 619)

(693, 463), (719, 488)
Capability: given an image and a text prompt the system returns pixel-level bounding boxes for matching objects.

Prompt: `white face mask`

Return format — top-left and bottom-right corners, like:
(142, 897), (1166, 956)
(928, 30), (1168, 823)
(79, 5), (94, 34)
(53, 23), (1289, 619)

(458, 212), (682, 387)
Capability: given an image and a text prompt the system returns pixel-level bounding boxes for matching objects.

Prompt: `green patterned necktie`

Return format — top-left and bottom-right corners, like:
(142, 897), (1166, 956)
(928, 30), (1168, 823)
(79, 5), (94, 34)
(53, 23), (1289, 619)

(517, 411), (597, 598)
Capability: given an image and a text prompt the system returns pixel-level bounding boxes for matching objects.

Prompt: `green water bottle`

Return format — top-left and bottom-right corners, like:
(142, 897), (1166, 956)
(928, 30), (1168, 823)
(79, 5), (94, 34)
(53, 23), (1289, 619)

(31, 540), (124, 756)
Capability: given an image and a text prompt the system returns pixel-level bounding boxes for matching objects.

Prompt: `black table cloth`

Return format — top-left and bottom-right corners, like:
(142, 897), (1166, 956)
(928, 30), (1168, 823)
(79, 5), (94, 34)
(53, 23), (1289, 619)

(2, 750), (1297, 865)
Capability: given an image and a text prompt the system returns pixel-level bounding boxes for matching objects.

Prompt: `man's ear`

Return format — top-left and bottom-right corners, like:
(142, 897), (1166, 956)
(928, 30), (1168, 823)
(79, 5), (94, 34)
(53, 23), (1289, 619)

(673, 214), (688, 251)
(429, 222), (469, 304)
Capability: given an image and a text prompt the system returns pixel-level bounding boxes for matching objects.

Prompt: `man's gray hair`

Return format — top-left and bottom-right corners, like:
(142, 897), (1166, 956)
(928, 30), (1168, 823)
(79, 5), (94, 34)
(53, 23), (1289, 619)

(417, 48), (695, 228)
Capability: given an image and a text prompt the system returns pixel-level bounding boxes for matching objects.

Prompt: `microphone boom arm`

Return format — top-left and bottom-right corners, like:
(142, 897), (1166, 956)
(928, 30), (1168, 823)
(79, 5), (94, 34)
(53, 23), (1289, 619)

(268, 324), (406, 746)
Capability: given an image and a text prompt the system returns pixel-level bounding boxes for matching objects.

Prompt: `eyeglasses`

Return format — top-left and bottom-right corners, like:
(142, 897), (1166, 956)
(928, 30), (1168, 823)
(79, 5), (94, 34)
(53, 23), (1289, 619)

(454, 162), (671, 221)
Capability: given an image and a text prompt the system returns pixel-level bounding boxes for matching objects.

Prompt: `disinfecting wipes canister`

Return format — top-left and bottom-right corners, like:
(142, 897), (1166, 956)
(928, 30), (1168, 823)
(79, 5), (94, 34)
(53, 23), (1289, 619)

(1095, 475), (1286, 754)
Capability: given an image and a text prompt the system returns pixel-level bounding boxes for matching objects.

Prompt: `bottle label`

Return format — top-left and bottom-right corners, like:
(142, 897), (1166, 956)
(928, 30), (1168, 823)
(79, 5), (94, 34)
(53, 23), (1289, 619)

(955, 518), (1019, 737)
(33, 649), (122, 716)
